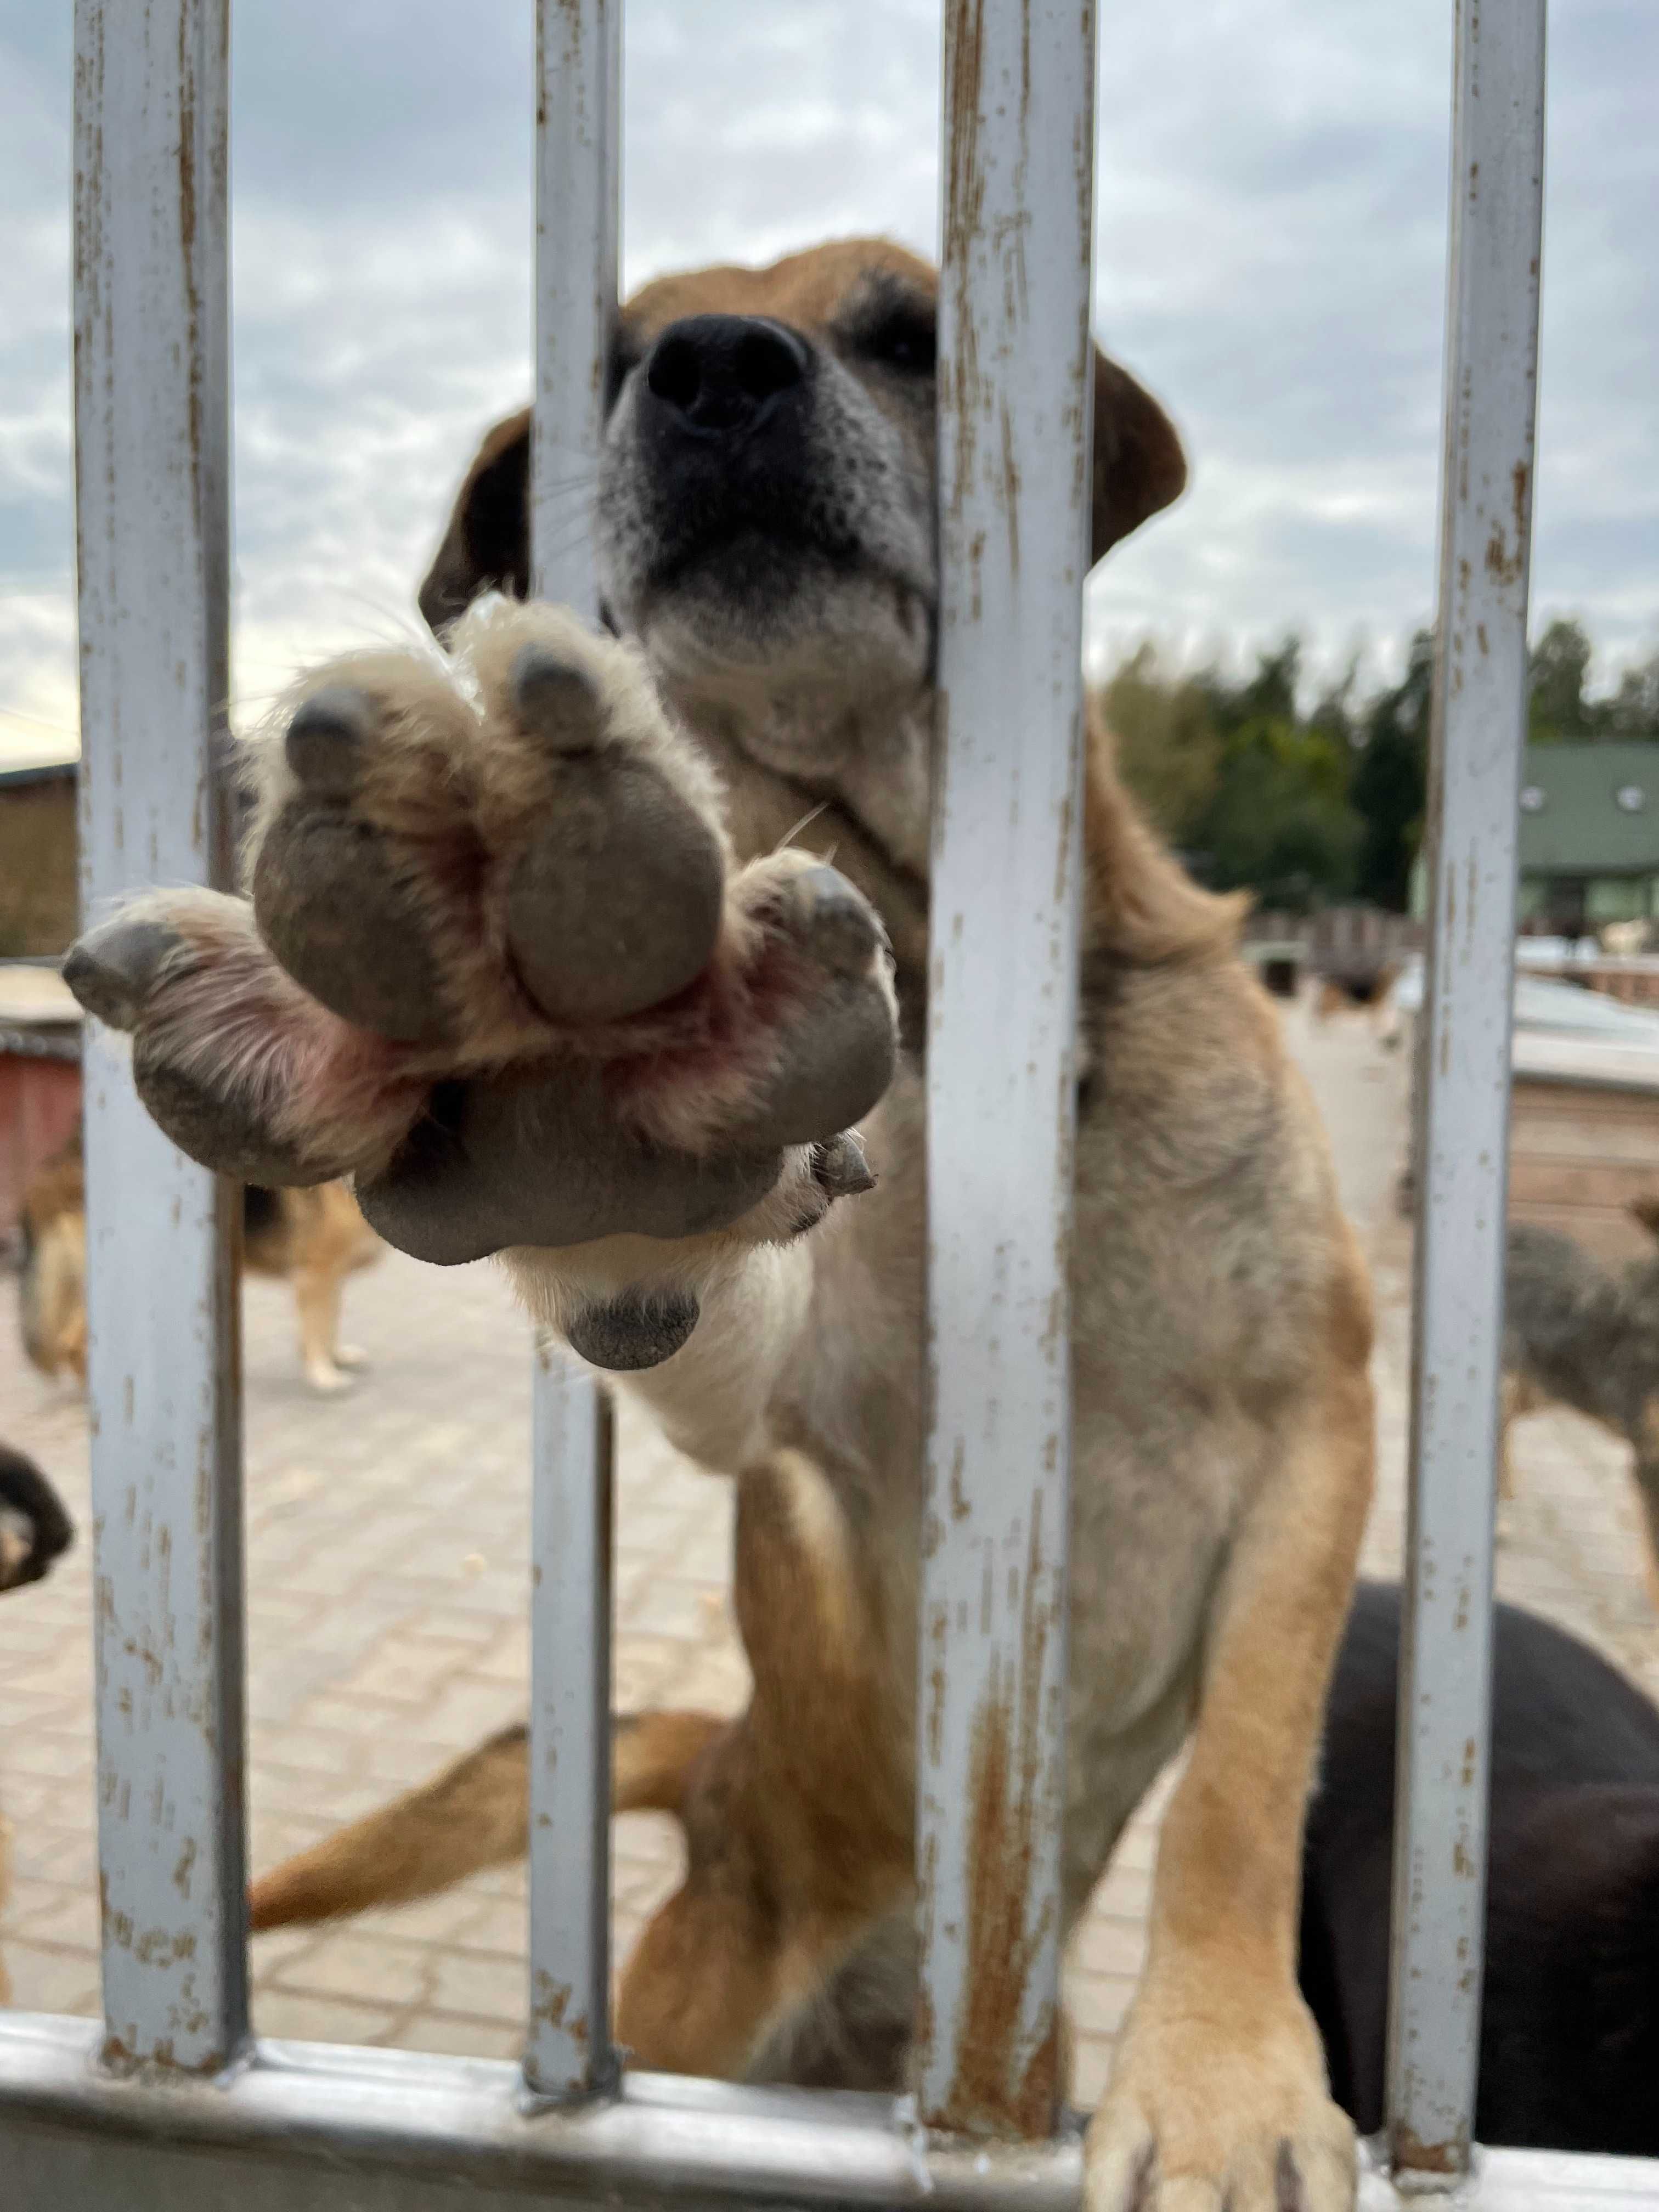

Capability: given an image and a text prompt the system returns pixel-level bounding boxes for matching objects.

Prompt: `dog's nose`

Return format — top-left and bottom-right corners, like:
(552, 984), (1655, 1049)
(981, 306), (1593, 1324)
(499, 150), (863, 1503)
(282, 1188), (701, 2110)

(642, 315), (808, 437)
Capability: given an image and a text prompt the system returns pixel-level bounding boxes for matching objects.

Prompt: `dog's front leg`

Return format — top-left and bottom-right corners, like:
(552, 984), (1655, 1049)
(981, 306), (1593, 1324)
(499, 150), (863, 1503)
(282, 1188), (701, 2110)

(1087, 1286), (1374, 2212)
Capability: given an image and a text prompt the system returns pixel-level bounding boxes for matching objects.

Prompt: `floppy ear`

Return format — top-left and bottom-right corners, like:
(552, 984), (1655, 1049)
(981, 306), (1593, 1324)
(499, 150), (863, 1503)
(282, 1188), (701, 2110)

(417, 407), (532, 637)
(1091, 351), (1188, 565)
(1627, 1193), (1659, 1243)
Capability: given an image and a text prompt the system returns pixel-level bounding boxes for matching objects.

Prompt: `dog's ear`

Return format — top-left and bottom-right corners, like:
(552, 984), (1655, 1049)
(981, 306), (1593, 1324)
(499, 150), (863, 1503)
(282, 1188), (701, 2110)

(1628, 1193), (1659, 1243)
(1091, 351), (1188, 565)
(417, 408), (532, 637)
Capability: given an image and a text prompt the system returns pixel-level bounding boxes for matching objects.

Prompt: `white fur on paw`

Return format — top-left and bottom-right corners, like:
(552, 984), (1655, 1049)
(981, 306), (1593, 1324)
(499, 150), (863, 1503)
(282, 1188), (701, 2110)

(304, 1361), (355, 1396)
(331, 1343), (369, 1370)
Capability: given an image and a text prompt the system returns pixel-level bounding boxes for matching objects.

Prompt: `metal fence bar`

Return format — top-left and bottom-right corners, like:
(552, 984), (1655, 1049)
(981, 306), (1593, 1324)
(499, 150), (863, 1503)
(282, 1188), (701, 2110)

(915, 0), (1096, 2141)
(522, 0), (622, 2103)
(8, 2011), (1659, 2210)
(70, 0), (247, 2075)
(1387, 0), (1547, 2181)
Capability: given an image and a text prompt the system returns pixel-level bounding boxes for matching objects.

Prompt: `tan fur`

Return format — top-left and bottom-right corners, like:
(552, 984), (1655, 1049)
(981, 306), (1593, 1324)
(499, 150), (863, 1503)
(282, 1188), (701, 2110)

(148, 241), (1370, 2208)
(18, 1131), (381, 1395)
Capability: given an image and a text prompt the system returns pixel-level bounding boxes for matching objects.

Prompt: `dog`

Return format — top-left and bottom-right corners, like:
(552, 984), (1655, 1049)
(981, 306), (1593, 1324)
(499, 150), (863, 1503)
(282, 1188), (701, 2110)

(1309, 962), (1400, 1043)
(60, 238), (1375, 2210)
(1600, 918), (1654, 959)
(0, 1443), (76, 2006)
(1500, 1205), (1659, 1605)
(18, 1125), (382, 1395)
(1300, 1579), (1659, 2156)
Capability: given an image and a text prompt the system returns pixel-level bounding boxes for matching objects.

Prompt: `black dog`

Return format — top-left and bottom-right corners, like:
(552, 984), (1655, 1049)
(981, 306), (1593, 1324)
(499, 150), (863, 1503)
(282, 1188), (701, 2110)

(1300, 1580), (1659, 2155)
(0, 1444), (74, 1592)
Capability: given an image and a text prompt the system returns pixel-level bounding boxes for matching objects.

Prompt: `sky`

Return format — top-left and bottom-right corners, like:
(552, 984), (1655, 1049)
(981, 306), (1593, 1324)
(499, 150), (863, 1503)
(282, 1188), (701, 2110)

(1, 2), (1655, 769)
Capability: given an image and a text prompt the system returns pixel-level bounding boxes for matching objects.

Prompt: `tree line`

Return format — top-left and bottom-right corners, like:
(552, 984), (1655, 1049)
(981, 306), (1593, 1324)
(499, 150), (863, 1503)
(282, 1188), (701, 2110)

(1097, 618), (1659, 915)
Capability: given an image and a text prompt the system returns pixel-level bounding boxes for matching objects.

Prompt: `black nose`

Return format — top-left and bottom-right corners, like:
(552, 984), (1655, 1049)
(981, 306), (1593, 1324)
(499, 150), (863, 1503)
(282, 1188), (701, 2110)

(643, 315), (808, 437)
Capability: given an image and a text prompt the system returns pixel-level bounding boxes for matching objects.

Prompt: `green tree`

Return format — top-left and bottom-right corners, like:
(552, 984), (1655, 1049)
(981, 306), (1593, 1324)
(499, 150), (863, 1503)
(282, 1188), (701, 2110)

(1350, 629), (1432, 911)
(1186, 708), (1361, 911)
(1096, 643), (1221, 841)
(1607, 647), (1659, 741)
(1528, 617), (1602, 742)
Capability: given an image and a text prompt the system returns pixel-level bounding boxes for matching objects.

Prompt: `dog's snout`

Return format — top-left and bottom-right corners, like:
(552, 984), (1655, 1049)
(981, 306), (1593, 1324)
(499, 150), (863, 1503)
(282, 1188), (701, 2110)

(643, 315), (808, 437)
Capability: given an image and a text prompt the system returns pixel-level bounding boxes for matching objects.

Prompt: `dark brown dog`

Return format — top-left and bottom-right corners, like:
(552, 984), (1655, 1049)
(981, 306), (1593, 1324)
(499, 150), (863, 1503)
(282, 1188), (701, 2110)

(62, 239), (1373, 2211)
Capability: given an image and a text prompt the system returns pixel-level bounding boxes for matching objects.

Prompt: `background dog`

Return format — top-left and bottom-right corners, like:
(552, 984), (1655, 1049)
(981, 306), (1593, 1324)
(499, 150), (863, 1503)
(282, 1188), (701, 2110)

(1310, 960), (1400, 1041)
(1300, 1579), (1659, 2156)
(62, 238), (1375, 2211)
(18, 1126), (381, 1395)
(0, 1444), (76, 2006)
(1502, 1204), (1659, 1605)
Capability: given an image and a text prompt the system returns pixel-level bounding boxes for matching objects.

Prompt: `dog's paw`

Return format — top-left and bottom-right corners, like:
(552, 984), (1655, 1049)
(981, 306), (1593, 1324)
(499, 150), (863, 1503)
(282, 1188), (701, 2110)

(1085, 1991), (1355, 2212)
(303, 1358), (358, 1396)
(61, 602), (897, 1319)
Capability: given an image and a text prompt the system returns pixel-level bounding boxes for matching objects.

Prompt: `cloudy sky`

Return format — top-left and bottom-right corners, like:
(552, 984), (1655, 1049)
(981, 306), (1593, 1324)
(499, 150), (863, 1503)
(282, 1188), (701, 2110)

(1, 1), (1655, 768)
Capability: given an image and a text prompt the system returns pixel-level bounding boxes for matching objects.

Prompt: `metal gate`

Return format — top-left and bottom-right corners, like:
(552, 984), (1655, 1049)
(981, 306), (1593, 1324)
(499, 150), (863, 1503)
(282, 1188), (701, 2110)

(2, 0), (1657, 2204)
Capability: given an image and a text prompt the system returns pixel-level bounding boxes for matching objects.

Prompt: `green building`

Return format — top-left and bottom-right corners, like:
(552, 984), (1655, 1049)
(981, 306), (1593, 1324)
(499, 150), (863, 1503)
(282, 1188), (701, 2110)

(1411, 743), (1659, 935)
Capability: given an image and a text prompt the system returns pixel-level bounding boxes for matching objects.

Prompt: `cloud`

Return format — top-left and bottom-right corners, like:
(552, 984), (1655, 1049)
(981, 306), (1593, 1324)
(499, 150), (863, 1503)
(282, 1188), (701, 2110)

(2, 0), (1655, 765)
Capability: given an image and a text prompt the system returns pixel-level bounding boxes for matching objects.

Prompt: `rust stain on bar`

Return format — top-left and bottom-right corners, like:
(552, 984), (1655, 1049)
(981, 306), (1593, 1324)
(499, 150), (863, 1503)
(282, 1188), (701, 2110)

(924, 1505), (1058, 2137)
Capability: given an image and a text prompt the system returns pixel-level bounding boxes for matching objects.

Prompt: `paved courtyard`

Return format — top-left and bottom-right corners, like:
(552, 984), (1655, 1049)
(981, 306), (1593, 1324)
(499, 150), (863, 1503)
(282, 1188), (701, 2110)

(2, 997), (1657, 2109)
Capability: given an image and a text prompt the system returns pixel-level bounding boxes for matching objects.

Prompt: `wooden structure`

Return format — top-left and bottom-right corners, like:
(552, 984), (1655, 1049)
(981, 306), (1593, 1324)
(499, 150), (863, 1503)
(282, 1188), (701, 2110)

(0, 963), (81, 1257)
(1508, 1033), (1659, 1263)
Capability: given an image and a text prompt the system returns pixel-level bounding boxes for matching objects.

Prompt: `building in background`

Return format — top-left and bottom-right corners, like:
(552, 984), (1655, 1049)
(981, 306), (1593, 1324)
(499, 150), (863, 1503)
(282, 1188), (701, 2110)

(1409, 742), (1659, 939)
(0, 751), (77, 957)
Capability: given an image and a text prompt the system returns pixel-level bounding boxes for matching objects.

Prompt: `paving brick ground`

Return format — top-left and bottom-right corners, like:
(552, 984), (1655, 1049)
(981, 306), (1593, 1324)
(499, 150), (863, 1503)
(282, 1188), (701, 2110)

(2, 994), (1656, 2108)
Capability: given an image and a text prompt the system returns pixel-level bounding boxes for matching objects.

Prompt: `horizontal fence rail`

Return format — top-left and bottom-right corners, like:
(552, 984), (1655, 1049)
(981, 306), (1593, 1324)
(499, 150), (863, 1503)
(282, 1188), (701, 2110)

(5, 0), (1659, 2207)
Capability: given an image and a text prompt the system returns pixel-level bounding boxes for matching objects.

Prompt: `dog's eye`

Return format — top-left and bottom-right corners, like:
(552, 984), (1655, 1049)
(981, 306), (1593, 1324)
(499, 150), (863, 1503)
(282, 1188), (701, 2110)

(859, 310), (936, 376)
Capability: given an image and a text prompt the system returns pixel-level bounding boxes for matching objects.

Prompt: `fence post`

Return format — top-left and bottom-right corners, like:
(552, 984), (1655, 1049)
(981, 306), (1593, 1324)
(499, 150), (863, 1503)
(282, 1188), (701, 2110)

(915, 0), (1096, 2141)
(1387, 0), (1547, 2181)
(522, 0), (623, 2103)
(72, 0), (247, 2075)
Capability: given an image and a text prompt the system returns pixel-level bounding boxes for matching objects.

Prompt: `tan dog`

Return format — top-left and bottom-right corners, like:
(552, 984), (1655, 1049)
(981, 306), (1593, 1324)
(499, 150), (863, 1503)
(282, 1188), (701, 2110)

(1310, 962), (1400, 1039)
(19, 1128), (381, 1395)
(62, 239), (1374, 2211)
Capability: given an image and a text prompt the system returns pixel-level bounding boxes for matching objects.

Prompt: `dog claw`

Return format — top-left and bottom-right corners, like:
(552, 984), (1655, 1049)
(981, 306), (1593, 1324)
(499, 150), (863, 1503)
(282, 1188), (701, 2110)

(62, 917), (182, 1032)
(813, 1131), (876, 1200)
(566, 1289), (700, 1371)
(787, 864), (890, 978)
(285, 686), (376, 793)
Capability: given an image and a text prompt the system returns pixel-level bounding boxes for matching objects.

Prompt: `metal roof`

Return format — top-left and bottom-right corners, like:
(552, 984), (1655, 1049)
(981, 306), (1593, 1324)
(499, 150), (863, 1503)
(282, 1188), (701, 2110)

(1517, 741), (1659, 873)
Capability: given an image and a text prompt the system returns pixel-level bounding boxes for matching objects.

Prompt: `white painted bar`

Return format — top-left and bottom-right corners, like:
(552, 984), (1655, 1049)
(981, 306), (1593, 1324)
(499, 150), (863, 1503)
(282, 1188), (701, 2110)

(915, 0), (1096, 2140)
(5, 2013), (1659, 2209)
(71, 0), (247, 2073)
(523, 0), (623, 2103)
(1387, 0), (1547, 2181)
